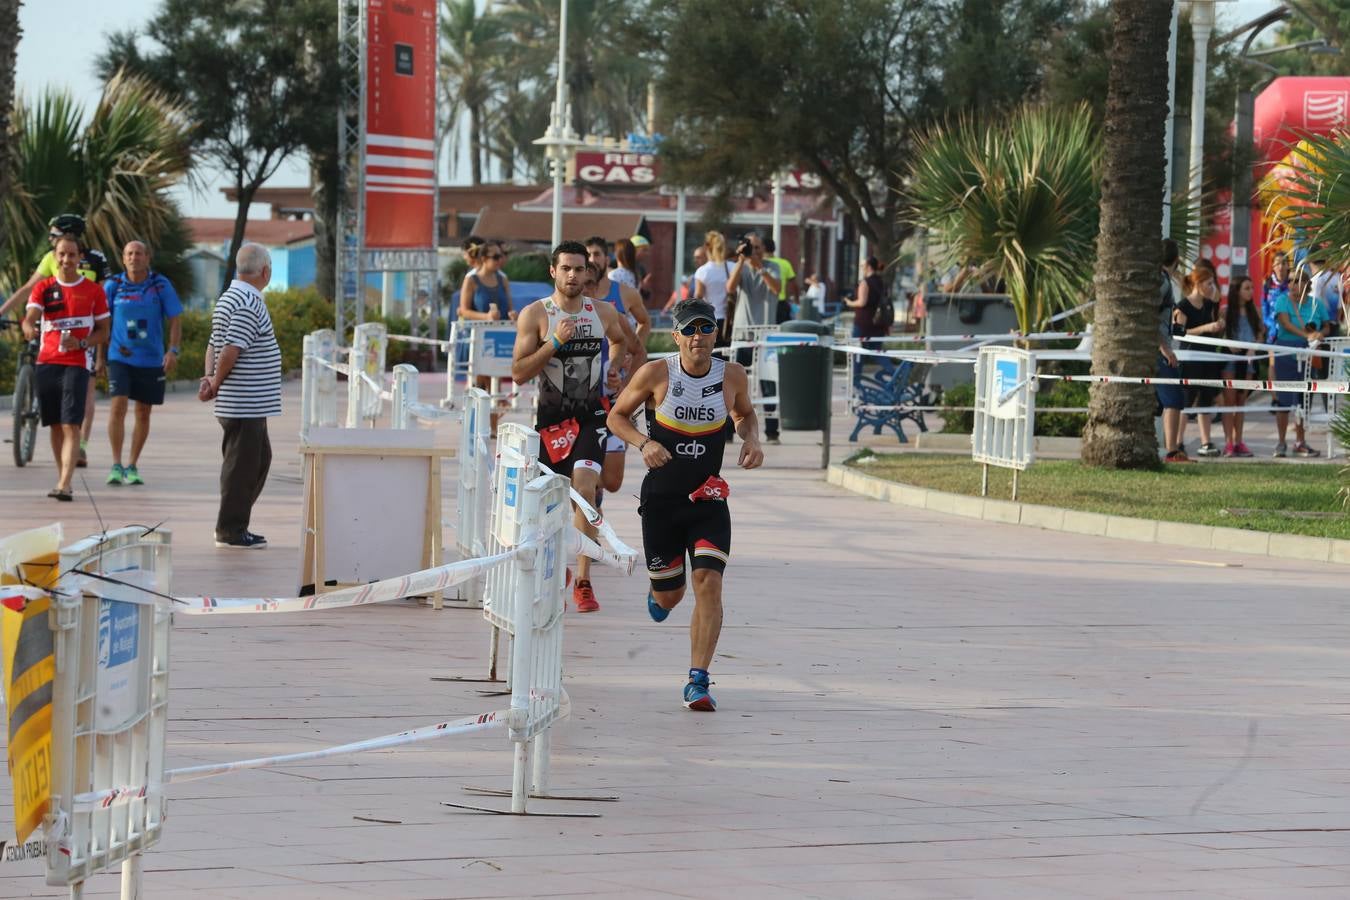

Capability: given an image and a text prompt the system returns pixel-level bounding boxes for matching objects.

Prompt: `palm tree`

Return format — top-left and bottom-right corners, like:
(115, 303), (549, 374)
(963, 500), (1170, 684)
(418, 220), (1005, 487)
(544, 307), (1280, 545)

(0, 0), (20, 208)
(497, 0), (654, 140)
(1, 71), (193, 293)
(441, 0), (507, 184)
(908, 104), (1102, 336)
(1079, 0), (1174, 470)
(1266, 134), (1349, 253)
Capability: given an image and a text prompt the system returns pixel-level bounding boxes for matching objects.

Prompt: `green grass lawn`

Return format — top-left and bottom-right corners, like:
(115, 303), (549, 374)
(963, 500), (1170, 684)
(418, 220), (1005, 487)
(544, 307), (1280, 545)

(846, 452), (1350, 540)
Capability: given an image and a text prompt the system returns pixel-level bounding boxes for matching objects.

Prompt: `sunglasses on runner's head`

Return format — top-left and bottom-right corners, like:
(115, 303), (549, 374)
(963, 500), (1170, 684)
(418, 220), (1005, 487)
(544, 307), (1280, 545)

(679, 322), (718, 336)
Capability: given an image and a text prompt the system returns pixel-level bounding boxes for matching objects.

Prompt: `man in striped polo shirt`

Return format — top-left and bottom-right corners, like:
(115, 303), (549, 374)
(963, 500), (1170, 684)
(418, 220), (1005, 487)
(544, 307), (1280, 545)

(198, 243), (282, 549)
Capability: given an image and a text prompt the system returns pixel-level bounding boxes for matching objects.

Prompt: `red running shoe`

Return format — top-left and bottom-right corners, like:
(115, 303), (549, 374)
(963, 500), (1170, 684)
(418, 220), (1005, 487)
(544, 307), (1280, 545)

(573, 579), (599, 613)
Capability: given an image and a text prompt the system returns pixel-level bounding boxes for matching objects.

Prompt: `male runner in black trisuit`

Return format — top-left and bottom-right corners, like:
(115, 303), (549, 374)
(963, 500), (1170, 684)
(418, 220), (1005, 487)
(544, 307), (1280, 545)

(512, 241), (638, 612)
(607, 298), (764, 710)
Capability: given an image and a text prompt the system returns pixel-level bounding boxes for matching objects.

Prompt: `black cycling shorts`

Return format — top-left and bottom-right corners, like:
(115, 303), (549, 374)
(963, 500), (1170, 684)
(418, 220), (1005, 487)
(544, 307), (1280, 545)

(538, 409), (607, 480)
(108, 361), (167, 405)
(640, 496), (731, 591)
(36, 363), (90, 427)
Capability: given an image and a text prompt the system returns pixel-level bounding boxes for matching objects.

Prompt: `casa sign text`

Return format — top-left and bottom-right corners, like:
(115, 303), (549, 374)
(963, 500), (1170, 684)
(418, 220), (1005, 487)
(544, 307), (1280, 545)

(576, 152), (659, 185)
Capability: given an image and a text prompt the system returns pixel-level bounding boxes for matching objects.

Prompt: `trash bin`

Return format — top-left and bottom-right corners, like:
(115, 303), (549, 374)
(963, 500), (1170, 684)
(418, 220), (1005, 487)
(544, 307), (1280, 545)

(922, 292), (1018, 392)
(777, 321), (833, 431)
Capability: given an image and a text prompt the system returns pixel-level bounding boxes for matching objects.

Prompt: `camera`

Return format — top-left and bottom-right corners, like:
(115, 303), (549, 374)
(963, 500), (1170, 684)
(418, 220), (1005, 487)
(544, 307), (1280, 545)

(737, 240), (753, 258)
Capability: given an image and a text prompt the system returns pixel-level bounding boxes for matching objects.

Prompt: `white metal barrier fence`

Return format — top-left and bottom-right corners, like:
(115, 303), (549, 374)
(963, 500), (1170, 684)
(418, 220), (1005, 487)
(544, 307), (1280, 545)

(50, 527), (172, 899)
(454, 387), (494, 607)
(302, 324), (460, 439)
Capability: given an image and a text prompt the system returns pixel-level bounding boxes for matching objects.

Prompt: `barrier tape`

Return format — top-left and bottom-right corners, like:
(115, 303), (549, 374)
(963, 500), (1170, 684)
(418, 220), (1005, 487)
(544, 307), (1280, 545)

(1177, 334), (1344, 359)
(1038, 373), (1349, 394)
(386, 333), (451, 350)
(875, 330), (1087, 344)
(64, 709), (508, 801)
(568, 528), (636, 575)
(0, 835), (49, 865)
(856, 403), (1287, 415)
(537, 460), (640, 567)
(306, 355), (351, 376)
(174, 546), (528, 615)
(407, 401), (459, 422)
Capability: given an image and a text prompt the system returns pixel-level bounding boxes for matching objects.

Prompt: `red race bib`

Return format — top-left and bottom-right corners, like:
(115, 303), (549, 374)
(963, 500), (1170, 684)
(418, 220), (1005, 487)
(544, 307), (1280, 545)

(540, 419), (580, 464)
(689, 475), (730, 503)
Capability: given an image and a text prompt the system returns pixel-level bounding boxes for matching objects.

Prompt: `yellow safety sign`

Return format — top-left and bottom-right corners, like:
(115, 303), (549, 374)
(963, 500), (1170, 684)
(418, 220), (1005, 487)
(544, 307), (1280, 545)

(1, 526), (60, 844)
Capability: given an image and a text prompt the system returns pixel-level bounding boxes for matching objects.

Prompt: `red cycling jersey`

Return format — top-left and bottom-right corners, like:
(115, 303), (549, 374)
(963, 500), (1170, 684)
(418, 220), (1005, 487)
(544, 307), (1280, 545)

(27, 276), (109, 367)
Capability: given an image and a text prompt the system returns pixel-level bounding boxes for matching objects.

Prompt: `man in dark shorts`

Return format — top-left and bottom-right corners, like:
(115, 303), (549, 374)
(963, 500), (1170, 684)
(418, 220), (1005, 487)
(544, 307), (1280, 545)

(607, 298), (764, 711)
(103, 240), (184, 485)
(21, 236), (110, 500)
(512, 240), (638, 612)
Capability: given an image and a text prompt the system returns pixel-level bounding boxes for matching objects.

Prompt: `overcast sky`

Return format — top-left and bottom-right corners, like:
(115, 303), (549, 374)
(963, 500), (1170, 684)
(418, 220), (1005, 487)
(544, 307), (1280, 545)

(17, 0), (1286, 220)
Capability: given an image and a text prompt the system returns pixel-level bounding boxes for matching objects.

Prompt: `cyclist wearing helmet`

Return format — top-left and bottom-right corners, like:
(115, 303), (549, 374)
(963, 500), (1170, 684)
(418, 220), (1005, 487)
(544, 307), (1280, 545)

(2, 214), (111, 468)
(2, 215), (110, 314)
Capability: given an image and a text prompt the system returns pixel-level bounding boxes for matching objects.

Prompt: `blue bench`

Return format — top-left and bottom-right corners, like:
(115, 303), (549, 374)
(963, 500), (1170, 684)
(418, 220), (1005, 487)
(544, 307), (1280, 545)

(849, 359), (931, 443)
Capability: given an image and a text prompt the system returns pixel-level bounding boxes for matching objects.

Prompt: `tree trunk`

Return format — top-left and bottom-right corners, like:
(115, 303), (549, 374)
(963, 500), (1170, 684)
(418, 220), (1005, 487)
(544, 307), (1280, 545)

(0, 0), (21, 205)
(1080, 0), (1172, 470)
(310, 149), (340, 301)
(223, 182), (258, 290)
(470, 103), (483, 185)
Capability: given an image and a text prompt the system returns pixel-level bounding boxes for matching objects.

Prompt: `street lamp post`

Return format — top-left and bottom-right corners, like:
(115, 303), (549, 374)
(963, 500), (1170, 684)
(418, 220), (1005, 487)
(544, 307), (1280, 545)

(1188, 1), (1218, 231)
(533, 1), (579, 247)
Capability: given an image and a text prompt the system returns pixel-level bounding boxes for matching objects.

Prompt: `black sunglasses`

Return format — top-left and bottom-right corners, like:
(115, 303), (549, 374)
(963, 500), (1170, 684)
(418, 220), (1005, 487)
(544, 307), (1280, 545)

(678, 322), (718, 336)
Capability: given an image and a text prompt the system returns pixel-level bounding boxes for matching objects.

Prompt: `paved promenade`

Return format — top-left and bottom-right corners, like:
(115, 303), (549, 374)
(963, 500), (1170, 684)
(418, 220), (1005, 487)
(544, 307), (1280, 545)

(2, 379), (1349, 898)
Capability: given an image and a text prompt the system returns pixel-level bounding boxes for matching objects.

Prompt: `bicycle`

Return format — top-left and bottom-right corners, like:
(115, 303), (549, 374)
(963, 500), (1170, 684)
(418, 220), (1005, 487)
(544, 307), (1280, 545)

(1, 319), (40, 467)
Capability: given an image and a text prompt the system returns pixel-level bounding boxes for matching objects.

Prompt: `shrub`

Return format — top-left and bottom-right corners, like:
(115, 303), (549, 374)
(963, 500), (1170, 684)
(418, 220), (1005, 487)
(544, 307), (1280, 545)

(503, 252), (551, 283)
(939, 382), (975, 433)
(646, 331), (676, 355)
(1036, 380), (1089, 437)
(445, 257), (469, 288)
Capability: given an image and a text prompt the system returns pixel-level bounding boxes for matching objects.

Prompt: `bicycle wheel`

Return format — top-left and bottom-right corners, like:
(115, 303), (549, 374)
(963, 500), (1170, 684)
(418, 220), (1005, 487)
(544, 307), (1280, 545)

(13, 363), (38, 467)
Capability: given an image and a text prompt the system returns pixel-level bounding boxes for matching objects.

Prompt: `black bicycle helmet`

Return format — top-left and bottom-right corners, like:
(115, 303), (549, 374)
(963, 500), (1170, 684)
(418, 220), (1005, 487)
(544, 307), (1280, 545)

(48, 213), (86, 237)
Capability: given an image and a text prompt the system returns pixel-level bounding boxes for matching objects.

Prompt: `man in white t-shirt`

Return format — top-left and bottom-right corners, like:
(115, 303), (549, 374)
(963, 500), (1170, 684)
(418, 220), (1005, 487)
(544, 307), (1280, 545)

(1310, 254), (1341, 337)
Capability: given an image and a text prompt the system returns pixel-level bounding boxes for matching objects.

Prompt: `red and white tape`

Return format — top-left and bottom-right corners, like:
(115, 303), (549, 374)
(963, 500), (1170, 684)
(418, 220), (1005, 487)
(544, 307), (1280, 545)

(1037, 373), (1349, 394)
(69, 710), (510, 803)
(175, 546), (528, 615)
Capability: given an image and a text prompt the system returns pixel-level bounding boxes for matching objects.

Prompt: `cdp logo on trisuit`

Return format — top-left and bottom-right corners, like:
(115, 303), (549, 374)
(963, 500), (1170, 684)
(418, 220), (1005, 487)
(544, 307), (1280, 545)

(675, 441), (706, 458)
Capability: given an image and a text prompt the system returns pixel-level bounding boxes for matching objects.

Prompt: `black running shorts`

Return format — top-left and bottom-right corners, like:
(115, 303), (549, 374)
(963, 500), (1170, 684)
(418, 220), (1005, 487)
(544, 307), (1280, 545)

(108, 361), (167, 405)
(538, 408), (607, 480)
(36, 363), (90, 427)
(640, 497), (731, 591)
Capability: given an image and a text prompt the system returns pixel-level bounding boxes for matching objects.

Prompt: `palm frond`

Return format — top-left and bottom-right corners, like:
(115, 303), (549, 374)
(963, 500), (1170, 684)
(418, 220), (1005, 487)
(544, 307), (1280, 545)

(908, 103), (1101, 334)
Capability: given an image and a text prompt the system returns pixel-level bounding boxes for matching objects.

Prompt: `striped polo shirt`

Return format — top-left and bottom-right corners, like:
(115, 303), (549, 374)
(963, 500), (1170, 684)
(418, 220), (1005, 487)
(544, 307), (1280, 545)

(209, 280), (281, 418)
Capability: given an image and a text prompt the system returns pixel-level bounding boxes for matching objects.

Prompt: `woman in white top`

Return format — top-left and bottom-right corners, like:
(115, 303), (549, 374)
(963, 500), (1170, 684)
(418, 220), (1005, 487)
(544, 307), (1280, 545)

(693, 230), (732, 335)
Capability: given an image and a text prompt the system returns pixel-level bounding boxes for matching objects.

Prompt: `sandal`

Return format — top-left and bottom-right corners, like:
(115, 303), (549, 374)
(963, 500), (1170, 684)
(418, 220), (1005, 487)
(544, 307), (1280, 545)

(47, 488), (73, 501)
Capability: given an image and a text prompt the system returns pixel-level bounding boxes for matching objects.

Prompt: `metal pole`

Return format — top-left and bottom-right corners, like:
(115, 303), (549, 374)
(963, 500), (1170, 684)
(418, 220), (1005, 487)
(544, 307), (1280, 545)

(771, 173), (783, 250)
(1231, 87), (1255, 281)
(119, 854), (142, 900)
(1188, 2), (1216, 234)
(1163, 1), (1180, 236)
(550, 0), (569, 248)
(674, 188), (687, 296)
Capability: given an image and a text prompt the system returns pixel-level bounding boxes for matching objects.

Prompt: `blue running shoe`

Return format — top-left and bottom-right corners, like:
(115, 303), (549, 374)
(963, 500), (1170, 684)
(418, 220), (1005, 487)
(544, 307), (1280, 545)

(683, 672), (716, 712)
(647, 590), (670, 623)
